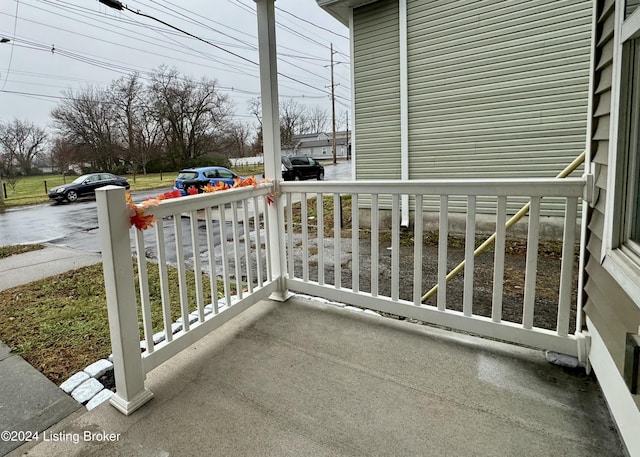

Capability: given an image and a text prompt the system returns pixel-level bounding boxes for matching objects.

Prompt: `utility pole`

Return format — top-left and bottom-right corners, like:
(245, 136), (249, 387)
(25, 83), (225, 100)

(345, 111), (350, 159)
(330, 43), (337, 164)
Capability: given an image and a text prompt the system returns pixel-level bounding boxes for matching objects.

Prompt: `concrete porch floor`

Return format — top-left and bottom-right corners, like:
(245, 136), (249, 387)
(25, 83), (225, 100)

(16, 296), (624, 456)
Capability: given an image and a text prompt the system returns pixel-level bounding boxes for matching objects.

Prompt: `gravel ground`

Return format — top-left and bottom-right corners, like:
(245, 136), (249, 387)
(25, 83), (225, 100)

(287, 234), (578, 334)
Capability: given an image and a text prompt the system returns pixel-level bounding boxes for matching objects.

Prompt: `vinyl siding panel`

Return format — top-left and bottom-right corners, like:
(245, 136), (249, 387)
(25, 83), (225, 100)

(353, 0), (401, 180)
(402, 0), (590, 215)
(585, 259), (640, 370)
(405, 0), (590, 176)
(584, 0), (640, 387)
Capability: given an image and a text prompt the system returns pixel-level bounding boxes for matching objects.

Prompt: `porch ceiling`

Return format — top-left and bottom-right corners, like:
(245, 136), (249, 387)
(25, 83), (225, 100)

(20, 296), (623, 456)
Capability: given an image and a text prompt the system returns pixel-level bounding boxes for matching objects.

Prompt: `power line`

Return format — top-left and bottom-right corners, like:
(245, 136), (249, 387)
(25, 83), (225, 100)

(142, 0), (257, 50)
(275, 5), (348, 40)
(0, 0), (20, 93)
(17, 2), (258, 70)
(97, 1), (342, 100)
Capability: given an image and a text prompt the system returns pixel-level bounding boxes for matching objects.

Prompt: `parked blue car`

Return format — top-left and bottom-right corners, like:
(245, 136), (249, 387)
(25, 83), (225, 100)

(173, 166), (239, 195)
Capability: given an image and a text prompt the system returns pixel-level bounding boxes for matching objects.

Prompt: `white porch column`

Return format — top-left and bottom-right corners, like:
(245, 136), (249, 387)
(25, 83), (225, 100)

(400, 0), (409, 227)
(96, 186), (153, 415)
(255, 0), (290, 301)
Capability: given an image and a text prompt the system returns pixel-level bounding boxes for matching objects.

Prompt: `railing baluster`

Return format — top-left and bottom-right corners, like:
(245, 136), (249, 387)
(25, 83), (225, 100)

(371, 194), (379, 297)
(205, 207), (219, 314)
(174, 214), (190, 331)
(189, 212), (205, 322)
(231, 201), (243, 300)
(352, 193), (360, 293)
(154, 221), (173, 342)
(263, 195), (273, 282)
(413, 194), (424, 306)
(391, 194), (399, 301)
(334, 193), (341, 289)
(463, 195), (476, 316)
(492, 196), (507, 322)
(437, 195), (448, 310)
(301, 192), (309, 282)
(242, 197), (254, 294)
(317, 192), (325, 285)
(135, 229), (154, 353)
(252, 196), (263, 287)
(286, 192), (294, 279)
(523, 197), (541, 330)
(219, 205), (232, 308)
(557, 196), (578, 337)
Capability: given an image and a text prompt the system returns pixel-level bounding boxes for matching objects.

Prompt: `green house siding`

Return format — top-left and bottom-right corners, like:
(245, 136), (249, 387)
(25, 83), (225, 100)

(353, 0), (591, 181)
(353, 0), (591, 215)
(407, 0), (590, 181)
(353, 0), (401, 180)
(584, 0), (640, 389)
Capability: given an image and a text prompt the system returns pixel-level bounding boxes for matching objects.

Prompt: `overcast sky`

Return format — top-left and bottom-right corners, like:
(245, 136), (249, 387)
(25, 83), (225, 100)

(0, 0), (351, 132)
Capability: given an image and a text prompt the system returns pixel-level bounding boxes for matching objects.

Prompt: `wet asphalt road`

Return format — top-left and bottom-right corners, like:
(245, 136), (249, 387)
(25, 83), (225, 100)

(0, 161), (352, 251)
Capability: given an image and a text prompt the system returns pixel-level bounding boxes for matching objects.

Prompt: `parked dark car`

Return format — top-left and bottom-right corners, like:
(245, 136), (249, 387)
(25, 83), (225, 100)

(173, 166), (239, 196)
(48, 173), (130, 203)
(282, 156), (324, 181)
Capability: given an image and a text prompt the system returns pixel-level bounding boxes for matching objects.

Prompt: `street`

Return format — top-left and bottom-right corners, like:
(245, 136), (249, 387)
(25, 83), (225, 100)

(0, 161), (352, 251)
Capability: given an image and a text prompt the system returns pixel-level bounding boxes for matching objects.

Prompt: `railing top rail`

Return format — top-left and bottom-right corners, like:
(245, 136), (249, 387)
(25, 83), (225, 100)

(280, 178), (586, 197)
(143, 182), (274, 218)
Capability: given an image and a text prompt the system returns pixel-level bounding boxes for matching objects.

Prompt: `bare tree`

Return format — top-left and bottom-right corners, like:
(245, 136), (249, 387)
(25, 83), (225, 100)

(305, 105), (330, 134)
(50, 137), (80, 174)
(217, 121), (253, 158)
(110, 73), (163, 174)
(0, 119), (47, 175)
(279, 99), (308, 149)
(110, 74), (141, 165)
(51, 86), (120, 171)
(149, 66), (234, 165)
(248, 97), (262, 129)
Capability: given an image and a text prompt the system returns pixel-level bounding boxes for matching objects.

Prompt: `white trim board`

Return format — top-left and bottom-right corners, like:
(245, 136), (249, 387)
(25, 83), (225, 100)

(587, 317), (640, 457)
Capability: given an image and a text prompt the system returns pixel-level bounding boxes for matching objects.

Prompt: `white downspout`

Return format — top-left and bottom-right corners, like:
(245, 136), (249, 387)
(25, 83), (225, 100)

(255, 0), (290, 301)
(349, 8), (356, 180)
(400, 0), (409, 227)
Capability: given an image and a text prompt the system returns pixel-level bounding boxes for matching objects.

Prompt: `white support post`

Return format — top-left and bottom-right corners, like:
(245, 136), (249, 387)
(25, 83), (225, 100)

(96, 186), (153, 415)
(255, 0), (291, 301)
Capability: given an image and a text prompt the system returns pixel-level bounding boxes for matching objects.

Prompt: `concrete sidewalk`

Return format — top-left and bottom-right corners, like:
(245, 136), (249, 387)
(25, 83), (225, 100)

(14, 296), (624, 457)
(0, 245), (102, 456)
(0, 245), (101, 291)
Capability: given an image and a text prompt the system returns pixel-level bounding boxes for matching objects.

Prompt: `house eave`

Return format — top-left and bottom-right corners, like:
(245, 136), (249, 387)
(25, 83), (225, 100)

(316, 0), (380, 26)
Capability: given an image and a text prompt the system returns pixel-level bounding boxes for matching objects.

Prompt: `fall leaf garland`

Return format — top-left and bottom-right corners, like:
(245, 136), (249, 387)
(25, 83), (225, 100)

(126, 176), (274, 231)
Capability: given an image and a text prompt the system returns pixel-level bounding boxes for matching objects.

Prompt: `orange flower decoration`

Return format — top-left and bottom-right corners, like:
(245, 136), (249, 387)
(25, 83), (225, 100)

(130, 207), (157, 231)
(157, 189), (182, 201)
(126, 175), (269, 230)
(126, 190), (157, 231)
(214, 181), (229, 191)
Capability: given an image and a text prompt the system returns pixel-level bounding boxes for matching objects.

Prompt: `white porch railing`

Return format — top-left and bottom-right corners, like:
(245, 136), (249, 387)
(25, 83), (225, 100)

(96, 177), (588, 415)
(96, 183), (279, 415)
(280, 178), (588, 361)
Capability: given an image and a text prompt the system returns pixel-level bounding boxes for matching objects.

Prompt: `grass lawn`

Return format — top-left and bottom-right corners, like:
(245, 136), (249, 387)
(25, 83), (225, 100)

(0, 165), (264, 207)
(0, 243), (44, 259)
(0, 261), (223, 385)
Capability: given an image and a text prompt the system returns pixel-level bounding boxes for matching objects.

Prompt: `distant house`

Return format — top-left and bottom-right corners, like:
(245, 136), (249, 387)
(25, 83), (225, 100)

(318, 0), (592, 216)
(281, 131), (351, 159)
